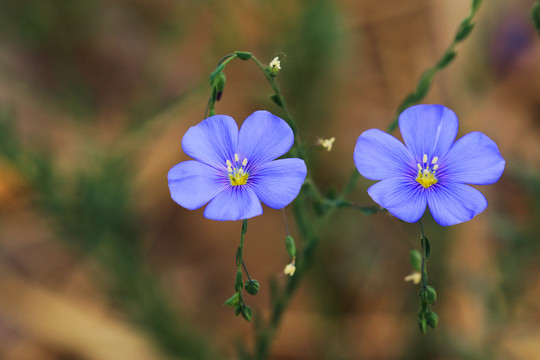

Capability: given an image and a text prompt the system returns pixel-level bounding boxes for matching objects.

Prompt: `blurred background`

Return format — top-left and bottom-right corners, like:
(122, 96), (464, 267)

(0, 0), (539, 359)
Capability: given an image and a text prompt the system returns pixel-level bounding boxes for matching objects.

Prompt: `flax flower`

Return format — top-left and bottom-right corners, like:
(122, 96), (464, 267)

(354, 104), (505, 226)
(168, 111), (307, 221)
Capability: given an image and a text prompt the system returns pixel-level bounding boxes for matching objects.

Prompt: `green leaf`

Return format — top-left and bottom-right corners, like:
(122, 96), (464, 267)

(436, 51), (456, 69)
(234, 51), (252, 60)
(397, 93), (419, 114)
(455, 19), (475, 42)
(208, 64), (225, 84)
(224, 292), (240, 306)
(472, 0), (483, 12)
(409, 249), (422, 272)
(424, 236), (431, 260)
(235, 269), (243, 291)
(270, 94), (283, 107)
(415, 68), (435, 99)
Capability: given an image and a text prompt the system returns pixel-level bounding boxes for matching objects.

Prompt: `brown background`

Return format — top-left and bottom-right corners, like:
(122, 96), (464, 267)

(0, 0), (539, 359)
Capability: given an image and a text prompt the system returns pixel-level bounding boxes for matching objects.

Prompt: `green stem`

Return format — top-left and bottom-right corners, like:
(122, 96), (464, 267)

(237, 219), (248, 266)
(419, 220), (428, 290)
(340, 0), (486, 197)
(204, 54), (238, 119)
(386, 0), (484, 133)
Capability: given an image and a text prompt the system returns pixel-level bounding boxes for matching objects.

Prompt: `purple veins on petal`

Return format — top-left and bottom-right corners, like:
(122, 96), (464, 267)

(204, 185), (263, 221)
(354, 129), (415, 181)
(440, 132), (505, 185)
(181, 114), (238, 169)
(367, 178), (427, 223)
(238, 110), (295, 166)
(354, 104), (504, 226)
(168, 111), (306, 221)
(399, 104), (459, 160)
(250, 158), (307, 209)
(426, 183), (488, 226)
(168, 160), (227, 210)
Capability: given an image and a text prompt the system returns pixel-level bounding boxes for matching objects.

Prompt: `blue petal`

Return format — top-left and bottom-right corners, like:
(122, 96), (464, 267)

(182, 115), (238, 169)
(354, 129), (415, 180)
(367, 178), (427, 223)
(250, 158), (307, 209)
(237, 111), (294, 166)
(439, 132), (505, 185)
(204, 186), (263, 221)
(427, 183), (487, 226)
(168, 160), (227, 210)
(399, 104), (458, 160)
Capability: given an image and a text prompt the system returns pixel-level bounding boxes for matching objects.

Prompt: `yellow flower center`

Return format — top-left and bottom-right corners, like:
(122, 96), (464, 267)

(416, 154), (439, 188)
(226, 154), (249, 186)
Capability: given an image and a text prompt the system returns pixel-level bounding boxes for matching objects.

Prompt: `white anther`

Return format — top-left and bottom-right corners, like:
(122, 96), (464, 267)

(242, 158), (247, 166)
(234, 154), (239, 162)
(227, 166), (232, 173)
(423, 154), (428, 163)
(417, 164), (422, 171)
(226, 160), (232, 167)
(270, 57), (281, 70)
(433, 165), (439, 171)
(431, 157), (438, 165)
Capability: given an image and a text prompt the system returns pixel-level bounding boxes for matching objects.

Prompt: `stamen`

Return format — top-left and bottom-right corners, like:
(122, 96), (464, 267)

(226, 156), (250, 186)
(416, 154), (439, 188)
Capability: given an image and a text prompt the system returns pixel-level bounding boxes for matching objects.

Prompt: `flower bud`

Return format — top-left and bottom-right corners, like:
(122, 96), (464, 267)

(214, 72), (226, 101)
(422, 286), (437, 304)
(245, 280), (260, 295)
(409, 249), (422, 272)
(419, 319), (427, 334)
(268, 57), (281, 76)
(241, 305), (253, 322)
(426, 312), (438, 328)
(285, 235), (296, 258)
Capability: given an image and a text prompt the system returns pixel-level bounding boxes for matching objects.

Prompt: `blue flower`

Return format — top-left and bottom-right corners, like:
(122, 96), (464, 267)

(354, 104), (505, 226)
(168, 110), (307, 221)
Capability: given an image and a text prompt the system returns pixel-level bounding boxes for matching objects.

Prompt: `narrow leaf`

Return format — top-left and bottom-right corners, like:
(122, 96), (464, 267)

(436, 51), (457, 69)
(424, 236), (431, 260)
(455, 20), (475, 42)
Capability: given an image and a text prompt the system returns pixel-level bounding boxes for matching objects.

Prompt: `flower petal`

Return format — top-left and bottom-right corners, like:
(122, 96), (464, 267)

(250, 158), (307, 209)
(427, 183), (487, 226)
(238, 111), (294, 166)
(399, 104), (458, 160)
(203, 186), (263, 221)
(440, 132), (505, 185)
(367, 178), (427, 223)
(168, 160), (227, 210)
(354, 129), (415, 181)
(182, 115), (238, 168)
